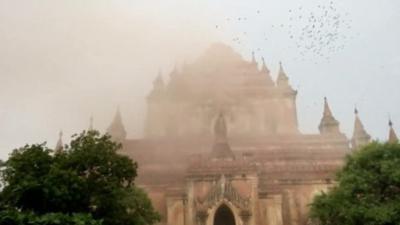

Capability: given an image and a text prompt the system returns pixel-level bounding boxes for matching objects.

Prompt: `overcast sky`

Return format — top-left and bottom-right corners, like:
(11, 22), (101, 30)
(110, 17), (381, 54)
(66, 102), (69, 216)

(0, 0), (399, 159)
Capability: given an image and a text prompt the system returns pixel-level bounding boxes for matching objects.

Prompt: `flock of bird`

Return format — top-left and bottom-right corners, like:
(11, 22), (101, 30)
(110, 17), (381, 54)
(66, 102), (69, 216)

(215, 1), (355, 63)
(287, 1), (353, 62)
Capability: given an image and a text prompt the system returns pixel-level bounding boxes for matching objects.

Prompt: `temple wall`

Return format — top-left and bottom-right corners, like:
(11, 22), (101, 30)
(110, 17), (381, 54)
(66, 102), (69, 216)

(259, 194), (283, 225)
(257, 198), (268, 225)
(282, 183), (331, 225)
(249, 175), (259, 225)
(275, 96), (298, 134)
(166, 197), (185, 225)
(186, 180), (195, 225)
(262, 99), (279, 134)
(146, 189), (168, 225)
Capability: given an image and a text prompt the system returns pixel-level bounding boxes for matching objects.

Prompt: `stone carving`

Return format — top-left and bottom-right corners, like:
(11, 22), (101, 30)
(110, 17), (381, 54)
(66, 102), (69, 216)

(195, 175), (250, 211)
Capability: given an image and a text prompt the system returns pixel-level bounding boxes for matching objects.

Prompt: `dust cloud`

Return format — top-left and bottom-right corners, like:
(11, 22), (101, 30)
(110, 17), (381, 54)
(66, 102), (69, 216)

(0, 0), (220, 159)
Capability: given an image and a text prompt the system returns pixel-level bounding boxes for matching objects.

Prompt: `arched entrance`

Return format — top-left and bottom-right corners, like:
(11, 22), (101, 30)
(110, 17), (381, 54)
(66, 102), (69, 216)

(213, 204), (236, 225)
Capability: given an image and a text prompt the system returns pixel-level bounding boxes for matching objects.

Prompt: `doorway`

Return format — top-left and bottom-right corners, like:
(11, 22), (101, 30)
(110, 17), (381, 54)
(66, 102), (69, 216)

(213, 204), (236, 225)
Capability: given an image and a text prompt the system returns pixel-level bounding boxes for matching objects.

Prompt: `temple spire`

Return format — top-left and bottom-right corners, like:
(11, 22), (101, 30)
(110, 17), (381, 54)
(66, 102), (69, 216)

(251, 51), (256, 64)
(261, 57), (269, 73)
(55, 130), (63, 153)
(170, 63), (179, 78)
(89, 116), (94, 131)
(261, 57), (274, 86)
(211, 113), (235, 160)
(276, 62), (289, 87)
(167, 63), (183, 90)
(148, 70), (165, 101)
(154, 69), (165, 88)
(351, 108), (371, 149)
(107, 107), (127, 143)
(388, 119), (398, 143)
(323, 97), (333, 117)
(318, 97), (341, 135)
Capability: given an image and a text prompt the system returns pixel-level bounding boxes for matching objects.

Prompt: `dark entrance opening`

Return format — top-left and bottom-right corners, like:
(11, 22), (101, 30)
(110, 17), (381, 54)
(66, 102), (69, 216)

(213, 204), (236, 225)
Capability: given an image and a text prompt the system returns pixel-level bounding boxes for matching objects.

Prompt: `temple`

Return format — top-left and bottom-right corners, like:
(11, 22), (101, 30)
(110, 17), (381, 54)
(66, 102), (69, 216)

(104, 43), (395, 225)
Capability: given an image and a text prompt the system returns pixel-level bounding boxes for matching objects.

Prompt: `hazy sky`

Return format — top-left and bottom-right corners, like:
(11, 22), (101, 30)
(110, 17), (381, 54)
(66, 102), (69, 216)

(0, 0), (399, 159)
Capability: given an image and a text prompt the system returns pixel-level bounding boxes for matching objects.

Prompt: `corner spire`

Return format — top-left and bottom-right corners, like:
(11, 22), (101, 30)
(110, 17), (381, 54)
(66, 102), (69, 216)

(318, 97), (341, 135)
(261, 57), (269, 72)
(388, 119), (398, 143)
(210, 113), (235, 160)
(351, 108), (371, 149)
(107, 107), (127, 143)
(55, 130), (63, 153)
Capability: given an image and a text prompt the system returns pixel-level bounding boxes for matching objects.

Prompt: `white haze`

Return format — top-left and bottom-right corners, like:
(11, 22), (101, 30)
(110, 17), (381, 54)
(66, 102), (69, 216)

(0, 0), (399, 159)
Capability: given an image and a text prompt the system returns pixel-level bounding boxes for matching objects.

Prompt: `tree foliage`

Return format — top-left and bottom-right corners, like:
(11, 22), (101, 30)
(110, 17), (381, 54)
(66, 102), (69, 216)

(0, 131), (160, 225)
(0, 209), (101, 225)
(310, 142), (400, 225)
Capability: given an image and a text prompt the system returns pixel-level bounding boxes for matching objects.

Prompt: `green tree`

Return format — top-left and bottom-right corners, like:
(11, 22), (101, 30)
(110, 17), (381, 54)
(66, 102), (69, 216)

(310, 142), (400, 225)
(0, 209), (101, 225)
(0, 131), (160, 225)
